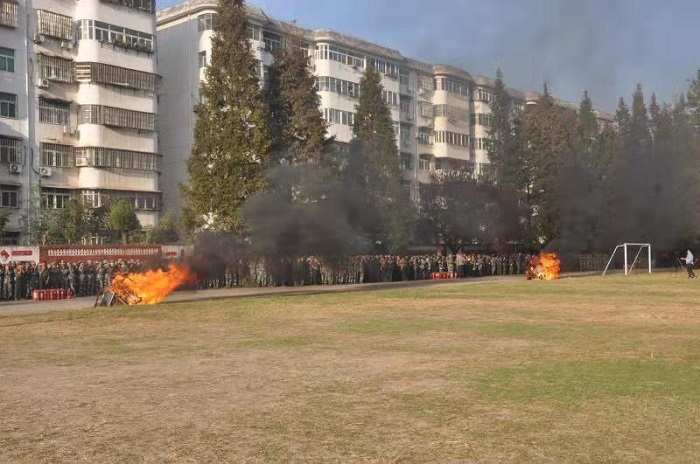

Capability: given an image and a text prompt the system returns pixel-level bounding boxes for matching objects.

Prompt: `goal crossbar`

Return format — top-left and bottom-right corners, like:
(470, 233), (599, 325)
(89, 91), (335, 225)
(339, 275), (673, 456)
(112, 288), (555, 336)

(602, 243), (652, 276)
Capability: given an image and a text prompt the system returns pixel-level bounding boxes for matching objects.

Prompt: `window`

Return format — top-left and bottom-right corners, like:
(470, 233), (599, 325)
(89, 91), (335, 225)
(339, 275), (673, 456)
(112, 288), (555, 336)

(373, 58), (399, 77)
(198, 51), (207, 68)
(435, 77), (469, 97)
(100, 0), (155, 14)
(78, 19), (154, 52)
(0, 136), (21, 163)
(41, 188), (71, 209)
(433, 104), (469, 125)
(419, 155), (431, 171)
(80, 189), (160, 211)
(0, 0), (19, 28)
(263, 31), (281, 52)
(80, 105), (155, 131)
(417, 128), (433, 145)
(0, 46), (14, 72)
(323, 108), (355, 127)
(314, 44), (365, 68)
(197, 13), (214, 32)
(40, 143), (72, 167)
(419, 75), (433, 91)
(472, 137), (489, 150)
(0, 184), (18, 207)
(0, 92), (16, 118)
(419, 102), (433, 118)
(37, 10), (73, 40)
(435, 131), (469, 148)
(75, 62), (157, 91)
(316, 76), (360, 98)
(400, 153), (413, 171)
(74, 146), (161, 171)
(477, 113), (492, 127)
(476, 88), (494, 103)
(38, 54), (73, 82)
(0, 231), (19, 245)
(246, 23), (261, 41)
(381, 90), (398, 106)
(399, 69), (410, 86)
(39, 98), (71, 125)
(400, 126), (411, 145)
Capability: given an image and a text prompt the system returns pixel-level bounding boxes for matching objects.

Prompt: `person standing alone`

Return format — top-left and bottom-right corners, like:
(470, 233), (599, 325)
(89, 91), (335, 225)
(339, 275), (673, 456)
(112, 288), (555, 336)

(684, 249), (696, 279)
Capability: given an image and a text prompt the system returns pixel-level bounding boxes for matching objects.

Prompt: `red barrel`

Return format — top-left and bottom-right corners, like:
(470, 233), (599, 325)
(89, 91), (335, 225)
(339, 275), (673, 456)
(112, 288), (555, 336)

(58, 289), (64, 299)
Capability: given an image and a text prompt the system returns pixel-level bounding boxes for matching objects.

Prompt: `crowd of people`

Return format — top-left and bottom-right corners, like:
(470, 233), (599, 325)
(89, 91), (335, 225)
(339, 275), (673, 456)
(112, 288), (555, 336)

(1, 251), (616, 302)
(195, 253), (534, 289)
(0, 260), (145, 301)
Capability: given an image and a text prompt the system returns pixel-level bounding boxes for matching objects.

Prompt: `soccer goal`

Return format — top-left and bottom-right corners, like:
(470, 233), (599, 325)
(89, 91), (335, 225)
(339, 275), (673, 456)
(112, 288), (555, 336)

(602, 243), (652, 276)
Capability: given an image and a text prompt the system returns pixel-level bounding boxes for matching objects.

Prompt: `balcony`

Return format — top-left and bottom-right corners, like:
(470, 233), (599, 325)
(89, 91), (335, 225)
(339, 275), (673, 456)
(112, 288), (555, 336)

(0, 0), (19, 28)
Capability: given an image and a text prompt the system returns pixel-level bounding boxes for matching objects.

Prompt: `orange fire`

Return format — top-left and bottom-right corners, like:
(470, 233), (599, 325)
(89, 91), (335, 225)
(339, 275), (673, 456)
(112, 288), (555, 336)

(537, 252), (561, 280)
(109, 263), (198, 305)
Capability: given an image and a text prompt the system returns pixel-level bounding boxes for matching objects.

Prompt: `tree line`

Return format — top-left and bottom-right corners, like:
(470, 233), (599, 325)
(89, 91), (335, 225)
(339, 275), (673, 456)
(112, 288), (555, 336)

(183, 0), (700, 259)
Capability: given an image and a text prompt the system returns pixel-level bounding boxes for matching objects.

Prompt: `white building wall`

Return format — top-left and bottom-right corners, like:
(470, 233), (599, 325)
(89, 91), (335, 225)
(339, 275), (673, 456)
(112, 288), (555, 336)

(0, 0), (30, 240)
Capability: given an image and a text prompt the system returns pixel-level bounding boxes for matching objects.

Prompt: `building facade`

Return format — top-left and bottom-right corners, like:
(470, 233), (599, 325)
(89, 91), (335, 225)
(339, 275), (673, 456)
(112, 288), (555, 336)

(156, 0), (613, 216)
(0, 0), (160, 245)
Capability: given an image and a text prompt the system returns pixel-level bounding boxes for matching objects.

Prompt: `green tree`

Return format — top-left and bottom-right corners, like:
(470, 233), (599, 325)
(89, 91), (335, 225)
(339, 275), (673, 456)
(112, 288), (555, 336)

(487, 69), (520, 188)
(518, 84), (578, 247)
(686, 69), (700, 131)
(577, 91), (597, 160)
(148, 211), (180, 244)
(108, 200), (141, 245)
(350, 62), (414, 251)
(263, 44), (330, 165)
(182, 0), (271, 233)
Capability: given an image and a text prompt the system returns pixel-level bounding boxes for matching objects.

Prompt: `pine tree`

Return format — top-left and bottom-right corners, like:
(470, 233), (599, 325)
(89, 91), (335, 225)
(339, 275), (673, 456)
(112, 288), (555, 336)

(351, 63), (413, 251)
(263, 44), (330, 165)
(630, 83), (651, 157)
(487, 69), (520, 189)
(649, 92), (661, 137)
(182, 0), (271, 233)
(685, 69), (700, 131)
(577, 91), (597, 160)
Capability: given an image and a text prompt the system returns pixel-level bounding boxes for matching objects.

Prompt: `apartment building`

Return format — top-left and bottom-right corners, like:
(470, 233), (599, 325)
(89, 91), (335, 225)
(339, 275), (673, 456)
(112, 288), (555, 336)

(156, 0), (614, 215)
(0, 0), (160, 245)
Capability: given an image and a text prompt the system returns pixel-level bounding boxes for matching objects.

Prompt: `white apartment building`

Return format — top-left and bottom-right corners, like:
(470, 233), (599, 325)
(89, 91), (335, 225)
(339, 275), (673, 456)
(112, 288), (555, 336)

(0, 0), (160, 245)
(156, 0), (614, 216)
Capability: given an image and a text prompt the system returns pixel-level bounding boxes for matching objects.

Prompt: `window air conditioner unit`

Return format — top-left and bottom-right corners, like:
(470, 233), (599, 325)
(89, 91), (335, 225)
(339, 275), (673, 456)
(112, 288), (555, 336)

(37, 78), (49, 88)
(75, 157), (88, 167)
(39, 167), (52, 177)
(33, 34), (44, 44)
(60, 40), (72, 49)
(418, 88), (424, 96)
(63, 125), (76, 135)
(8, 163), (21, 174)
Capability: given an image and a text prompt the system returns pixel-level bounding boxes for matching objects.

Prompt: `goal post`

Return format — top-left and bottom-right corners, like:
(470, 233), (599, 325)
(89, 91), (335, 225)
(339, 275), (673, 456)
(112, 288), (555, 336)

(602, 243), (652, 276)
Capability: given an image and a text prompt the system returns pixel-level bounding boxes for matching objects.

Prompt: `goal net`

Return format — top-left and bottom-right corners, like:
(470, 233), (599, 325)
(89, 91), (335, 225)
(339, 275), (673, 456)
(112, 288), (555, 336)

(602, 243), (652, 276)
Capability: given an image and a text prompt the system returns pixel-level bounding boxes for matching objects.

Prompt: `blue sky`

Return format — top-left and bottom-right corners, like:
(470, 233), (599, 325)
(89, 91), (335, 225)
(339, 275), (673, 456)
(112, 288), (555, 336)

(157, 0), (699, 113)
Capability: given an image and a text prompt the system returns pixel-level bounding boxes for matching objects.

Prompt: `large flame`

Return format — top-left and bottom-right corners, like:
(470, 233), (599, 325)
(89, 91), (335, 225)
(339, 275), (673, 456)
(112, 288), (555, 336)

(109, 263), (197, 305)
(537, 252), (561, 280)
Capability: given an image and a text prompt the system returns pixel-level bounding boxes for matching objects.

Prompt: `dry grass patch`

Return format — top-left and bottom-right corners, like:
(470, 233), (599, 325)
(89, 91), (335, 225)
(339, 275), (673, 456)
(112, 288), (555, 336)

(2, 273), (700, 462)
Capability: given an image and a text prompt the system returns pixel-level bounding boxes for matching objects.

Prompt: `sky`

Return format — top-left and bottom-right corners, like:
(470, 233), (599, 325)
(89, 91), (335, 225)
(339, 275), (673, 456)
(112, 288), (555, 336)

(157, 0), (699, 114)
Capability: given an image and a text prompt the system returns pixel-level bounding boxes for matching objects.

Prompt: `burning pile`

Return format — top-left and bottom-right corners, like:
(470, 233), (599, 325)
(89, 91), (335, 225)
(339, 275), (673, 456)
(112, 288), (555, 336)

(95, 263), (197, 307)
(526, 252), (561, 280)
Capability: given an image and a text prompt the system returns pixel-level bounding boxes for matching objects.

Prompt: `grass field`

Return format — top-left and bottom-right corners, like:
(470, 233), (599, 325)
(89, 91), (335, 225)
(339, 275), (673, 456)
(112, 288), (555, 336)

(2, 273), (700, 462)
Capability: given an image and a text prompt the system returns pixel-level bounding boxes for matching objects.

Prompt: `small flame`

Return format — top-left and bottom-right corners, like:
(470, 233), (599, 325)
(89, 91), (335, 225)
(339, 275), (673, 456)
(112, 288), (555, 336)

(109, 263), (197, 305)
(537, 252), (561, 280)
